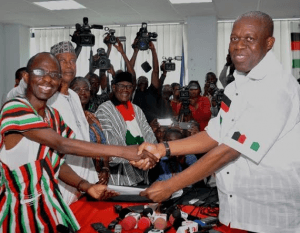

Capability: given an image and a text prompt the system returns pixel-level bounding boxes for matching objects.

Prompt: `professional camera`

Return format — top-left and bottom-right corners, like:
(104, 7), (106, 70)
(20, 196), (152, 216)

(70, 17), (103, 47)
(212, 89), (224, 109)
(178, 86), (190, 117)
(162, 56), (182, 71)
(103, 27), (126, 44)
(133, 22), (157, 51)
(91, 48), (111, 70)
(208, 83), (219, 96)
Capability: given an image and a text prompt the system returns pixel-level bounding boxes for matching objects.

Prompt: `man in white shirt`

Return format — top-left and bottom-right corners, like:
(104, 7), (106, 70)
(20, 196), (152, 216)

(138, 11), (300, 233)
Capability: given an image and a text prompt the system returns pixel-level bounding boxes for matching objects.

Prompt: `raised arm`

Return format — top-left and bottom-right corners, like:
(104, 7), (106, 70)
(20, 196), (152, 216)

(149, 42), (159, 89)
(130, 37), (139, 68)
(114, 38), (136, 86)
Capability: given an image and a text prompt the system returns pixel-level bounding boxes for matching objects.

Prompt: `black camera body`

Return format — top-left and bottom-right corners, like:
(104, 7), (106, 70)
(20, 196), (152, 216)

(103, 27), (126, 44)
(213, 89), (224, 109)
(163, 56), (182, 72)
(92, 48), (111, 70)
(71, 17), (103, 47)
(133, 22), (157, 51)
(179, 86), (190, 116)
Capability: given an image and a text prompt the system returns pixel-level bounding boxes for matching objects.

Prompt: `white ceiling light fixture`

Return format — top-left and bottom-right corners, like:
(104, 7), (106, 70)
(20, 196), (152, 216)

(33, 0), (86, 10)
(169, 0), (212, 4)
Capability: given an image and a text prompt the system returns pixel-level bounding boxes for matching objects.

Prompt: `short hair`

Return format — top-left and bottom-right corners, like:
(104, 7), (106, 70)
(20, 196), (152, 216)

(164, 128), (183, 141)
(171, 82), (180, 89)
(70, 76), (91, 90)
(85, 72), (99, 81)
(205, 72), (217, 83)
(235, 11), (274, 38)
(27, 52), (60, 73)
(137, 76), (148, 84)
(15, 67), (27, 80)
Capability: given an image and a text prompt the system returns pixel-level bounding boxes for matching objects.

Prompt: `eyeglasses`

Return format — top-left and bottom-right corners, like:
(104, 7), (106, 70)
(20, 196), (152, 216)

(116, 83), (134, 90)
(30, 69), (61, 80)
(72, 87), (90, 93)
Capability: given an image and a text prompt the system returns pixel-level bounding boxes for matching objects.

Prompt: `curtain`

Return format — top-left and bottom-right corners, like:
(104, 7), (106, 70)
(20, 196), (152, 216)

(217, 19), (300, 81)
(291, 22), (300, 80)
(31, 23), (185, 85)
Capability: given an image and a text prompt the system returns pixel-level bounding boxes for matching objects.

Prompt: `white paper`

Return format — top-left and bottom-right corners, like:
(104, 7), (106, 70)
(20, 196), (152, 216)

(107, 185), (183, 199)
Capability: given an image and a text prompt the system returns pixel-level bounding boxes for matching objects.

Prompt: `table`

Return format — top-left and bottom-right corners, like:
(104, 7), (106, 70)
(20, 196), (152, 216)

(70, 196), (247, 233)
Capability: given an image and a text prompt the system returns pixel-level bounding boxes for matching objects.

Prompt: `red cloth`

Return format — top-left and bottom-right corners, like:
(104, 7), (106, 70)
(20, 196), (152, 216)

(70, 197), (247, 233)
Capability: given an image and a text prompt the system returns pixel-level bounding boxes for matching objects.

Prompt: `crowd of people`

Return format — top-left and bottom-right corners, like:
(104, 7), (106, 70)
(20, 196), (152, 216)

(0, 10), (299, 233)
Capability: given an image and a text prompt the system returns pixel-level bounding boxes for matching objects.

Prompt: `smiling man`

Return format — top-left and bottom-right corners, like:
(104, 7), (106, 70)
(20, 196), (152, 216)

(6, 41), (99, 205)
(138, 11), (300, 233)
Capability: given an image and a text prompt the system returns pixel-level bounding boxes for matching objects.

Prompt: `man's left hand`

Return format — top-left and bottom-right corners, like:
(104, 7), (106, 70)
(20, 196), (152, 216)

(87, 184), (119, 200)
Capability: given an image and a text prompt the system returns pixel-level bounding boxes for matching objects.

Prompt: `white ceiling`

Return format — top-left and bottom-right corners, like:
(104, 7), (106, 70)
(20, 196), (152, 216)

(0, 0), (299, 28)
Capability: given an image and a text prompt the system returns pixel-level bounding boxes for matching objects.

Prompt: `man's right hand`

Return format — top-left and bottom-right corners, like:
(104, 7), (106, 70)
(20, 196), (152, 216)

(140, 180), (174, 203)
(138, 142), (166, 160)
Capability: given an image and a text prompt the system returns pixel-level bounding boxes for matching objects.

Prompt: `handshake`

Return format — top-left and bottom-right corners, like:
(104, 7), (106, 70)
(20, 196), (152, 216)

(129, 142), (166, 170)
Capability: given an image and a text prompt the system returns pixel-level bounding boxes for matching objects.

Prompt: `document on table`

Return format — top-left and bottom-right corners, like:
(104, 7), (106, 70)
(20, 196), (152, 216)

(107, 185), (183, 199)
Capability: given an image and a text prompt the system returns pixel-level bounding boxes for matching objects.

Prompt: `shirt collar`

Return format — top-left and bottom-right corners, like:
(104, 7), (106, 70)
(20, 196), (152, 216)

(233, 51), (279, 87)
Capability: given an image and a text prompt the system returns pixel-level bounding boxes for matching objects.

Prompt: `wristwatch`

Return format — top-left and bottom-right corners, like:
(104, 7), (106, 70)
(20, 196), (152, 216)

(162, 141), (171, 158)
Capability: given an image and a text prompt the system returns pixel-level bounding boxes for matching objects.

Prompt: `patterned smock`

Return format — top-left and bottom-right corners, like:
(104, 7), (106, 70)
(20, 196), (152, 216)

(0, 98), (80, 233)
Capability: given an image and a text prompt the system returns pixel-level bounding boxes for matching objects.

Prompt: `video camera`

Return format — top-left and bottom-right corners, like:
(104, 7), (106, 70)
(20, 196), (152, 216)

(71, 17), (103, 47)
(133, 22), (157, 51)
(90, 48), (111, 70)
(103, 27), (126, 44)
(212, 89), (224, 109)
(162, 56), (182, 71)
(178, 86), (190, 117)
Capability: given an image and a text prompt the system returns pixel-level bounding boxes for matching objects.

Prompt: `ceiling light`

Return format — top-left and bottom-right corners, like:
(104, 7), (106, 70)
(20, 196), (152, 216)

(169, 0), (212, 4)
(33, 0), (86, 10)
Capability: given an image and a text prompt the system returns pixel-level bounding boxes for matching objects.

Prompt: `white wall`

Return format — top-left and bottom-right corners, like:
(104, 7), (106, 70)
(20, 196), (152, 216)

(0, 24), (30, 101)
(187, 15), (217, 89)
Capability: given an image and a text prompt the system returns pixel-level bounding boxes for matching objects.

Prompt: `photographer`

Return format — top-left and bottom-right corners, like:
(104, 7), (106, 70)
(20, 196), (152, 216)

(132, 41), (160, 123)
(175, 81), (211, 131)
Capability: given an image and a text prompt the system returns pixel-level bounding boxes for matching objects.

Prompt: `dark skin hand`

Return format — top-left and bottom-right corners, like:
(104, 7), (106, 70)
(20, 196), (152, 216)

(137, 131), (240, 202)
(59, 163), (119, 200)
(4, 129), (159, 170)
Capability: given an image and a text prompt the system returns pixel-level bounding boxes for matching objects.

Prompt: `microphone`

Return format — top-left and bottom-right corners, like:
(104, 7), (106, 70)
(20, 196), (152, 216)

(137, 217), (152, 230)
(108, 207), (132, 229)
(172, 209), (200, 221)
(120, 216), (137, 231)
(153, 214), (168, 230)
(120, 213), (140, 230)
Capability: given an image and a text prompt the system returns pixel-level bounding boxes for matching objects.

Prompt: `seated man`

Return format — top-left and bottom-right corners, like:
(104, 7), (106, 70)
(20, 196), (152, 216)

(96, 72), (157, 186)
(156, 128), (197, 182)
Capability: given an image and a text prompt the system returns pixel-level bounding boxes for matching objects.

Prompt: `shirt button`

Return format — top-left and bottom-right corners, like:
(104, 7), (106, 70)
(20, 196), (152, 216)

(227, 172), (229, 174)
(232, 119), (234, 122)
(236, 93), (238, 96)
(230, 195), (232, 198)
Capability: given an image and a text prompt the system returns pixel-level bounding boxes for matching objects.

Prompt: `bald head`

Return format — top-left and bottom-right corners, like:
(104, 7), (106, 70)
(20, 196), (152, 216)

(27, 52), (60, 73)
(235, 11), (273, 38)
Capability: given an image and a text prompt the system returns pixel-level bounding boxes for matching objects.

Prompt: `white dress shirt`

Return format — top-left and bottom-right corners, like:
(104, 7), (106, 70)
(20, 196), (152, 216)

(206, 51), (300, 233)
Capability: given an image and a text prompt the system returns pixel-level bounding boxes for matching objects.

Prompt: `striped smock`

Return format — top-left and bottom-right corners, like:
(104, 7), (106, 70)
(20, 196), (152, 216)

(0, 98), (80, 233)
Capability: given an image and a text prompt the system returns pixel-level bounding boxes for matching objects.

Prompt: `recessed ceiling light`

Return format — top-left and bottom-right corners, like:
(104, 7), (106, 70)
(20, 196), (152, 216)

(169, 0), (212, 4)
(33, 0), (86, 10)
